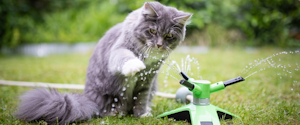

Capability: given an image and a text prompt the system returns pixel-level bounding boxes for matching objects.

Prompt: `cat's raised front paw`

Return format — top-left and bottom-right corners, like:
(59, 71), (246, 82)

(122, 59), (146, 76)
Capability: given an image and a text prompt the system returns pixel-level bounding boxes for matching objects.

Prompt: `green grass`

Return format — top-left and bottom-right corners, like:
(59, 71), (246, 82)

(0, 47), (300, 124)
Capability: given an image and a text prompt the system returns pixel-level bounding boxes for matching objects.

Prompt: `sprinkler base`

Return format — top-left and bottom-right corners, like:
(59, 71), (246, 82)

(157, 103), (240, 125)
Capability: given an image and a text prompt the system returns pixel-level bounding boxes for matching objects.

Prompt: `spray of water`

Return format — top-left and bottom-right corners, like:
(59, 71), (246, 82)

(239, 50), (299, 79)
(161, 54), (202, 84)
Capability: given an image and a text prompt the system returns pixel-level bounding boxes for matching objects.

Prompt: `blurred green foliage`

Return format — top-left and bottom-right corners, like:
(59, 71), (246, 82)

(237, 0), (300, 47)
(0, 0), (299, 48)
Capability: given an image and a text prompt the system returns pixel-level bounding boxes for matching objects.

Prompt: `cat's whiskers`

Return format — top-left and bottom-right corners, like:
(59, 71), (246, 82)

(139, 45), (148, 60)
(142, 46), (151, 61)
(165, 47), (173, 60)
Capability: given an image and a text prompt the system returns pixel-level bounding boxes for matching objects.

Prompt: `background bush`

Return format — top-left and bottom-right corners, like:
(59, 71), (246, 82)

(1, 0), (299, 49)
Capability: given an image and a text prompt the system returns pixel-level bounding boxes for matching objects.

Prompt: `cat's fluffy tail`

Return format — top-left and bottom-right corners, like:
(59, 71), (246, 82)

(15, 88), (98, 124)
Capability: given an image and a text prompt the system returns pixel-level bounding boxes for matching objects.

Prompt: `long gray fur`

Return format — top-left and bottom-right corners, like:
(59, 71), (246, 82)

(15, 2), (192, 124)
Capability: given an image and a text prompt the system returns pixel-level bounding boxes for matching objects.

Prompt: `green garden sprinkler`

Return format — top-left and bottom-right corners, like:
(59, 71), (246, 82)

(157, 72), (245, 125)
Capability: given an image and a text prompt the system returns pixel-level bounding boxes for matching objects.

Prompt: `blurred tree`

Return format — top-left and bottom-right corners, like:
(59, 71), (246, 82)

(0, 0), (89, 48)
(236, 0), (300, 46)
(1, 0), (299, 48)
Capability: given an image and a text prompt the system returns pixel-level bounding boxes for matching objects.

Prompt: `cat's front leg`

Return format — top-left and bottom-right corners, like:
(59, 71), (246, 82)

(109, 48), (145, 76)
(122, 59), (146, 76)
(132, 86), (153, 117)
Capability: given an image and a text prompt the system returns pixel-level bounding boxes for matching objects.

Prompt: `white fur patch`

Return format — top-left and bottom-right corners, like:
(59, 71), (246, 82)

(122, 59), (146, 76)
(140, 112), (153, 117)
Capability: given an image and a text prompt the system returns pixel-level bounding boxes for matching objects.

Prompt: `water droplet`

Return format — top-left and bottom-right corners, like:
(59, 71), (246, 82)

(122, 87), (126, 91)
(291, 88), (294, 91)
(133, 106), (135, 109)
(162, 55), (164, 57)
(145, 72), (148, 75)
(141, 84), (144, 86)
(120, 92), (124, 96)
(111, 108), (115, 111)
(295, 68), (299, 71)
(112, 103), (115, 107)
(125, 78), (128, 82)
(280, 77), (282, 79)
(163, 80), (167, 83)
(101, 121), (105, 124)
(114, 98), (118, 102)
(127, 84), (130, 87)
(133, 97), (137, 100)
(104, 110), (107, 113)
(164, 84), (168, 87)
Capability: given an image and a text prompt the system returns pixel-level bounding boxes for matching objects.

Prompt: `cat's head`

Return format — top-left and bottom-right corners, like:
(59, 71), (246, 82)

(128, 2), (192, 52)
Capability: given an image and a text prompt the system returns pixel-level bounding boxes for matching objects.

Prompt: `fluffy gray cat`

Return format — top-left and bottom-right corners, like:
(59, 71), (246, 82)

(15, 2), (191, 124)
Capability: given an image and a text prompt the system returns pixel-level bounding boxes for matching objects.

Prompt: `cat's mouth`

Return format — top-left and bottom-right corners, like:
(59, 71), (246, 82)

(140, 43), (171, 58)
(145, 42), (166, 51)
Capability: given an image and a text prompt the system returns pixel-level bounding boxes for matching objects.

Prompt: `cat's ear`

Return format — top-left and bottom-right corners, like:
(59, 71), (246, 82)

(142, 2), (158, 16)
(174, 13), (193, 25)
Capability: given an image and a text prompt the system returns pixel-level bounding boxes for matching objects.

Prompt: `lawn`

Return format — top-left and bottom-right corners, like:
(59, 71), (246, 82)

(0, 47), (299, 125)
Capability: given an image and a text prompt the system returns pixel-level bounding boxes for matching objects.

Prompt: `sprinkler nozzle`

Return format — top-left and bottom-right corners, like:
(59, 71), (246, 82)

(180, 80), (194, 90)
(223, 76), (245, 87)
(180, 72), (189, 80)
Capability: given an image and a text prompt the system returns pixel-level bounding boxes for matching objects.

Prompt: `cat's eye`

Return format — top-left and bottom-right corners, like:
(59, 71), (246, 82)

(149, 29), (157, 34)
(165, 33), (173, 40)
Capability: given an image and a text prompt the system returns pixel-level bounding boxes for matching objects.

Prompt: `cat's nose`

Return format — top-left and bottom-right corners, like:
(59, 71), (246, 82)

(156, 44), (162, 48)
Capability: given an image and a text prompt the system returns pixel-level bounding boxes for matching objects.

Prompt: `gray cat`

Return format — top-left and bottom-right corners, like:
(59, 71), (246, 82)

(15, 2), (191, 124)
